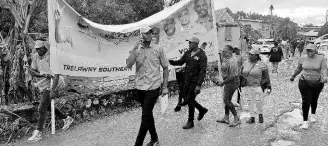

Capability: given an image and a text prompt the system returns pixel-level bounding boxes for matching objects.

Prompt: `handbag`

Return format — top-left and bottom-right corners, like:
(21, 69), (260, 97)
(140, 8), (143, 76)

(301, 75), (322, 88)
(240, 64), (255, 87)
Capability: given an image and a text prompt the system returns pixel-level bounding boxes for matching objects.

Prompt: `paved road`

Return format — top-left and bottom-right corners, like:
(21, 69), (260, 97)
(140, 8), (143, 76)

(10, 57), (328, 146)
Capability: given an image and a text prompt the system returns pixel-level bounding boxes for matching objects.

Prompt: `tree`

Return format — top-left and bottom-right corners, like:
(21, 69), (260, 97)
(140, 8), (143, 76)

(318, 22), (328, 37)
(304, 23), (314, 27)
(275, 17), (298, 40)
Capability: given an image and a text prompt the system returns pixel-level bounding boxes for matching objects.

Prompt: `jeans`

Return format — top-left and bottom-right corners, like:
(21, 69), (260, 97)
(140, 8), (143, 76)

(223, 78), (239, 116)
(242, 86), (265, 117)
(184, 82), (205, 122)
(176, 71), (185, 105)
(272, 62), (279, 72)
(237, 86), (241, 104)
(135, 88), (160, 146)
(298, 79), (324, 121)
(37, 90), (67, 131)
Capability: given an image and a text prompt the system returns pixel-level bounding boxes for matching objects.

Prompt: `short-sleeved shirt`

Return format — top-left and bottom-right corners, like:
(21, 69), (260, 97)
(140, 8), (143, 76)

(298, 54), (327, 81)
(234, 54), (244, 76)
(31, 52), (52, 92)
(221, 56), (239, 80)
(130, 45), (169, 90)
(242, 60), (268, 87)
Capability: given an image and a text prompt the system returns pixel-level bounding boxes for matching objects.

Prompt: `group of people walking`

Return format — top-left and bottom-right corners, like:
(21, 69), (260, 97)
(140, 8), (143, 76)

(24, 24), (327, 146)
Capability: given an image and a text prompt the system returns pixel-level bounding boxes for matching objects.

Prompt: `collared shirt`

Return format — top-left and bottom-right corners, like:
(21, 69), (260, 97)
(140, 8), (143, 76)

(242, 60), (270, 87)
(221, 56), (239, 80)
(127, 44), (169, 91)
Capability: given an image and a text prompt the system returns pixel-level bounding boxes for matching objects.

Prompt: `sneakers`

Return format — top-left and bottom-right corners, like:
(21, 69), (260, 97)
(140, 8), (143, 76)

(182, 121), (194, 129)
(62, 116), (74, 131)
(301, 121), (309, 129)
(174, 105), (181, 112)
(229, 117), (241, 127)
(197, 108), (208, 121)
(27, 130), (42, 142)
(246, 117), (255, 124)
(309, 114), (317, 123)
(259, 114), (264, 123)
(216, 117), (230, 124)
(146, 139), (160, 146)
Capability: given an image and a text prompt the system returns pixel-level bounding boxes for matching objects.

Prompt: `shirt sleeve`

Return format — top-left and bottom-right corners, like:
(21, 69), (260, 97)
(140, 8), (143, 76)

(197, 52), (207, 86)
(159, 47), (169, 68)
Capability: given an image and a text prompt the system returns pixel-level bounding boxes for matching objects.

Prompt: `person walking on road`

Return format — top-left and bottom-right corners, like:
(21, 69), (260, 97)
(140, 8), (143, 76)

(169, 36), (208, 130)
(241, 49), (271, 124)
(233, 46), (244, 107)
(214, 45), (241, 127)
(298, 38), (305, 57)
(269, 42), (284, 73)
(290, 44), (328, 129)
(27, 39), (74, 142)
(126, 25), (170, 146)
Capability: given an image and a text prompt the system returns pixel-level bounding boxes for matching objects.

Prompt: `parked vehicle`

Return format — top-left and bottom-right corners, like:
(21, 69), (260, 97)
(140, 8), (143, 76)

(314, 34), (328, 45)
(317, 42), (328, 59)
(251, 39), (275, 54)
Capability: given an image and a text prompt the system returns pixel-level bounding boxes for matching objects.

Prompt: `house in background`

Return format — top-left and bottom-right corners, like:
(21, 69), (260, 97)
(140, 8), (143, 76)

(239, 19), (271, 39)
(215, 7), (243, 50)
(298, 30), (318, 41)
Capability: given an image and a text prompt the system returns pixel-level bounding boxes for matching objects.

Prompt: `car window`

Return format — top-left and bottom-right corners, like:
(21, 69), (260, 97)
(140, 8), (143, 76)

(265, 41), (275, 45)
(320, 45), (328, 51)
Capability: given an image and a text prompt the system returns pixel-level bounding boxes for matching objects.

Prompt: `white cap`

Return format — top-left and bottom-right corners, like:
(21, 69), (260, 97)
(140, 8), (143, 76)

(140, 25), (152, 33)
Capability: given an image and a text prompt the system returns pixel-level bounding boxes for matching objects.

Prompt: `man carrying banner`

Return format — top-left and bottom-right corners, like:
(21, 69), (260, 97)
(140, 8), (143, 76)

(126, 25), (169, 146)
(169, 36), (208, 129)
(27, 39), (74, 142)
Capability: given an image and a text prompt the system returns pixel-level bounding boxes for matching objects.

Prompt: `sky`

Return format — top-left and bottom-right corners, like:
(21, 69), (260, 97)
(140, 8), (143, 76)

(213, 0), (328, 26)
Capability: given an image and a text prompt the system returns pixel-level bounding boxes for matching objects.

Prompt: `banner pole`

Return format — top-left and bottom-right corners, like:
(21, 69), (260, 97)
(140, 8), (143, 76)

(51, 99), (55, 134)
(209, 0), (221, 78)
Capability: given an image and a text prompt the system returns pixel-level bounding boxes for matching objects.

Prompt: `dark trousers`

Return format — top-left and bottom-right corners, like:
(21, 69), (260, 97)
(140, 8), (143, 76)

(185, 82), (205, 122)
(291, 46), (296, 57)
(37, 90), (67, 131)
(223, 78), (239, 116)
(176, 71), (185, 105)
(135, 88), (160, 146)
(298, 79), (324, 121)
(237, 86), (241, 104)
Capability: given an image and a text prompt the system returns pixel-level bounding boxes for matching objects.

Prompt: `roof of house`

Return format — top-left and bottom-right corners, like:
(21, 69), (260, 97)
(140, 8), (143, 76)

(215, 7), (243, 27)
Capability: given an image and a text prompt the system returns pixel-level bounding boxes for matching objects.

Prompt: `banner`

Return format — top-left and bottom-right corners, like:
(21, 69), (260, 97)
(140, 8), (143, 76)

(48, 0), (218, 78)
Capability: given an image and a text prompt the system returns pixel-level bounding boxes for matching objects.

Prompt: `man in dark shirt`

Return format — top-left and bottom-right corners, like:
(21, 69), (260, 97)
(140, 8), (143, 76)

(169, 36), (208, 129)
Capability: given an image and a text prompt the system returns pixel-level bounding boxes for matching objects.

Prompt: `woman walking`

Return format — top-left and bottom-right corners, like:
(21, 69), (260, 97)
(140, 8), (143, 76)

(290, 44), (328, 129)
(213, 45), (241, 127)
(241, 49), (271, 123)
(269, 42), (284, 73)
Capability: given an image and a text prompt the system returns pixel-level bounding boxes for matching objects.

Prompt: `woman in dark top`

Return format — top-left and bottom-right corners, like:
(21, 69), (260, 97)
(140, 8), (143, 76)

(269, 42), (284, 73)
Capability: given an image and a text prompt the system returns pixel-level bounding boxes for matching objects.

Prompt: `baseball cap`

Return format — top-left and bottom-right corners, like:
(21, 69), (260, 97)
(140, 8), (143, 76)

(186, 36), (200, 44)
(305, 44), (316, 51)
(140, 25), (152, 33)
(34, 40), (49, 50)
(248, 48), (261, 55)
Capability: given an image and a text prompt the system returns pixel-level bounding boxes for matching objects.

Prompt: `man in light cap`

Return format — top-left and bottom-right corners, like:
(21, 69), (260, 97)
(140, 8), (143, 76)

(214, 45), (241, 127)
(169, 36), (208, 129)
(28, 39), (74, 142)
(127, 25), (169, 146)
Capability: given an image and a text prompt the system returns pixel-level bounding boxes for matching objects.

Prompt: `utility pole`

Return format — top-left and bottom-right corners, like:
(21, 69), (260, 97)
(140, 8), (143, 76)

(269, 5), (274, 39)
(326, 10), (328, 23)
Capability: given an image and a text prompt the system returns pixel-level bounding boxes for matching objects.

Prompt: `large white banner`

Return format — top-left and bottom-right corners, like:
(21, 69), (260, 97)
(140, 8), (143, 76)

(48, 0), (218, 78)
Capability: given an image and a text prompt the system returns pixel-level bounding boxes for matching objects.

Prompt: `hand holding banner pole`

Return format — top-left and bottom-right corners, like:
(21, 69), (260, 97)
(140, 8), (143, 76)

(51, 99), (55, 134)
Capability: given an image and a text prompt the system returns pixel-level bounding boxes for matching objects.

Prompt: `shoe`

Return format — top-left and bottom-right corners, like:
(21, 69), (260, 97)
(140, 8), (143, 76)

(197, 108), (208, 121)
(62, 116), (74, 131)
(180, 100), (189, 106)
(182, 121), (194, 129)
(259, 114), (264, 123)
(229, 118), (241, 127)
(246, 117), (255, 124)
(309, 114), (317, 123)
(146, 139), (160, 146)
(301, 121), (309, 129)
(174, 105), (181, 112)
(27, 130), (42, 142)
(216, 117), (229, 124)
